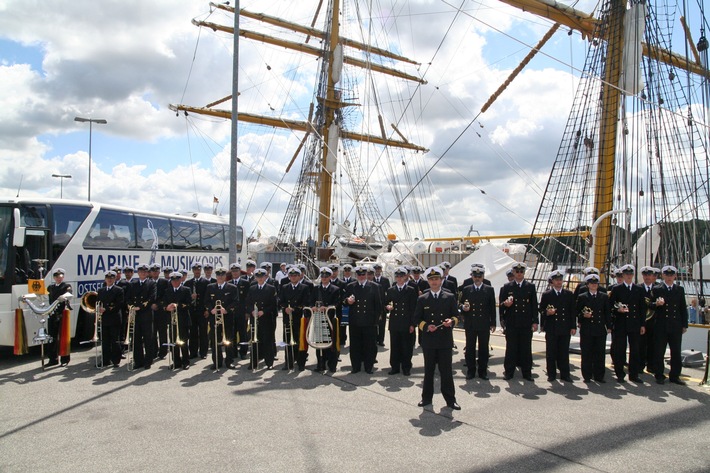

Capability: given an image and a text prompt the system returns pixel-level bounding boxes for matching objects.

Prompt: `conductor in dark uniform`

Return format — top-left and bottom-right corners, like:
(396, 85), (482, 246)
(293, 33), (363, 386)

(415, 266), (460, 410)
(576, 274), (611, 383)
(649, 265), (688, 385)
(608, 264), (647, 383)
(46, 268), (73, 367)
(245, 268), (278, 370)
(538, 270), (576, 382)
(499, 262), (539, 381)
(459, 263), (496, 380)
(97, 270), (124, 368)
(161, 271), (192, 370)
(343, 266), (382, 374)
(384, 267), (418, 375)
(129, 264), (157, 369)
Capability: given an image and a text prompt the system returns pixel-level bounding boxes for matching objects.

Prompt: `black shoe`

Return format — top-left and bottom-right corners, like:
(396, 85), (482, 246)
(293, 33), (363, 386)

(388, 370), (400, 375)
(46, 359), (59, 367)
(523, 375), (534, 382)
(226, 363), (236, 370)
(120, 354), (126, 359)
(595, 378), (606, 383)
(466, 373), (475, 380)
(583, 378), (591, 383)
(113, 363), (120, 369)
(209, 364), (217, 370)
(402, 369), (411, 376)
(561, 376), (573, 382)
(479, 374), (489, 381)
(447, 402), (461, 411)
(418, 400), (432, 407)
(365, 368), (373, 374)
(298, 366), (305, 371)
(629, 376), (643, 383)
(504, 373), (513, 380)
(547, 376), (556, 382)
(669, 378), (686, 386)
(377, 342), (385, 347)
(183, 364), (190, 370)
(144, 364), (151, 370)
(265, 365), (273, 370)
(200, 355), (207, 360)
(656, 377), (665, 384)
(60, 361), (70, 367)
(617, 376), (626, 383)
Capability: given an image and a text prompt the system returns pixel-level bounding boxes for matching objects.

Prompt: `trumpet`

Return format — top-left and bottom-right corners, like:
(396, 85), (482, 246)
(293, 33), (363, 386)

(614, 302), (629, 311)
(546, 304), (557, 315)
(124, 305), (136, 371)
(581, 306), (593, 318)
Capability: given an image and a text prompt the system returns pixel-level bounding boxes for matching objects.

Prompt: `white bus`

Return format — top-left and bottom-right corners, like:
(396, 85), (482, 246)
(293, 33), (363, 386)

(0, 198), (245, 347)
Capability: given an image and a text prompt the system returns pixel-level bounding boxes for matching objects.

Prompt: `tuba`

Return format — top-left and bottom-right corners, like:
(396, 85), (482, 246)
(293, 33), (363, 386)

(305, 302), (335, 349)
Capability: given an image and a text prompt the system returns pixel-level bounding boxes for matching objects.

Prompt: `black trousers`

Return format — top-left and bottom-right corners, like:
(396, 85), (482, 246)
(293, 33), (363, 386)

(612, 330), (641, 378)
(421, 347), (456, 405)
(46, 313), (70, 364)
(389, 330), (414, 372)
(580, 332), (606, 381)
(465, 328), (491, 376)
(101, 323), (122, 366)
(504, 326), (533, 377)
(250, 315), (276, 369)
(189, 310), (208, 358)
(639, 317), (655, 372)
(544, 332), (571, 378)
(133, 313), (154, 368)
(282, 313), (305, 369)
(377, 312), (387, 344)
(349, 325), (376, 371)
(209, 315), (235, 367)
(154, 310), (169, 358)
(235, 311), (248, 357)
(653, 324), (683, 380)
(169, 315), (190, 368)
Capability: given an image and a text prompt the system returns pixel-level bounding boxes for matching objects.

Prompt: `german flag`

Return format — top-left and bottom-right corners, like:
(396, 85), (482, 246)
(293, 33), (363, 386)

(59, 309), (71, 357)
(13, 309), (28, 355)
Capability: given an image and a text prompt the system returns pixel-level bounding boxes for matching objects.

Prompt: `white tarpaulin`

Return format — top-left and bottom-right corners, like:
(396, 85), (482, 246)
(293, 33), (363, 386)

(692, 253), (710, 279)
(449, 243), (517, 292)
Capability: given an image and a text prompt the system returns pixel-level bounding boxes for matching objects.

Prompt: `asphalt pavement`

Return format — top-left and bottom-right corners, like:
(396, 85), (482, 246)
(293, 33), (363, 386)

(1, 330), (708, 473)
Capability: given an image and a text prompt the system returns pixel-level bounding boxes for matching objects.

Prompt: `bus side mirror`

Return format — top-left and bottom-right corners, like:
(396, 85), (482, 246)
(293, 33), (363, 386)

(13, 207), (25, 247)
(13, 226), (26, 247)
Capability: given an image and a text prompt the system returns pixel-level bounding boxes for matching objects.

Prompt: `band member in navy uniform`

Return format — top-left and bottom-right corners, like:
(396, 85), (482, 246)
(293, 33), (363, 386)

(229, 263), (249, 357)
(638, 266), (658, 373)
(373, 263), (391, 347)
(185, 263), (209, 359)
(151, 265), (171, 360)
(129, 264), (157, 369)
(385, 267), (417, 376)
(279, 267), (310, 371)
(46, 268), (73, 367)
(576, 274), (611, 383)
(415, 266), (460, 410)
(310, 267), (341, 372)
(161, 271), (192, 370)
(336, 264), (354, 345)
(97, 270), (124, 368)
(499, 262), (539, 381)
(649, 265), (688, 385)
(459, 264), (496, 380)
(538, 270), (576, 382)
(204, 267), (239, 370)
(573, 267), (607, 296)
(408, 266), (429, 294)
(608, 264), (647, 383)
(343, 266), (382, 374)
(245, 268), (278, 370)
(440, 261), (458, 298)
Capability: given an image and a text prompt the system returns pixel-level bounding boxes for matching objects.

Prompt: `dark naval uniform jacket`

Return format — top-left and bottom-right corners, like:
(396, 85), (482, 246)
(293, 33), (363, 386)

(160, 285), (193, 324)
(538, 288), (576, 335)
(343, 281), (382, 327)
(650, 283), (688, 332)
(459, 283), (496, 331)
(408, 277), (429, 295)
(97, 284), (124, 327)
(204, 282), (239, 316)
(608, 283), (646, 333)
(415, 291), (458, 349)
(47, 281), (73, 316)
(279, 282), (311, 319)
(499, 280), (539, 329)
(385, 284), (418, 332)
(576, 291), (611, 335)
(129, 278), (157, 317)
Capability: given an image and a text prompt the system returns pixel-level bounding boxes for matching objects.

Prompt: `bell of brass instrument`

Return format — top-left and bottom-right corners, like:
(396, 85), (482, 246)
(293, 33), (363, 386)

(124, 305), (136, 371)
(305, 302), (334, 349)
(80, 291), (98, 314)
(173, 308), (185, 347)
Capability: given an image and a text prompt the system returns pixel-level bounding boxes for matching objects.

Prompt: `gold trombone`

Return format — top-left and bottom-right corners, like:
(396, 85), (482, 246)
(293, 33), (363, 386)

(124, 305), (136, 371)
(278, 305), (297, 370)
(80, 291), (103, 368)
(249, 303), (259, 371)
(212, 300), (230, 371)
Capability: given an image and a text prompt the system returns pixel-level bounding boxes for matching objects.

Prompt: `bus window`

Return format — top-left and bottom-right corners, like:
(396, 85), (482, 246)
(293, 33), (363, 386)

(17, 229), (49, 282)
(20, 205), (48, 227)
(171, 220), (200, 250)
(135, 215), (171, 249)
(0, 207), (11, 285)
(52, 204), (91, 260)
(200, 223), (226, 251)
(84, 209), (135, 249)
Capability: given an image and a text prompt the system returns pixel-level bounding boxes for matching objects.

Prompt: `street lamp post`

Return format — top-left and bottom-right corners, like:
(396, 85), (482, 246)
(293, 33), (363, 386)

(74, 116), (107, 201)
(51, 174), (72, 199)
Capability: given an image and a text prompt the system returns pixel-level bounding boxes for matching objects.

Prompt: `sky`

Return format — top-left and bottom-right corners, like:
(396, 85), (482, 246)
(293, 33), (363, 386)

(3, 0), (694, 242)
